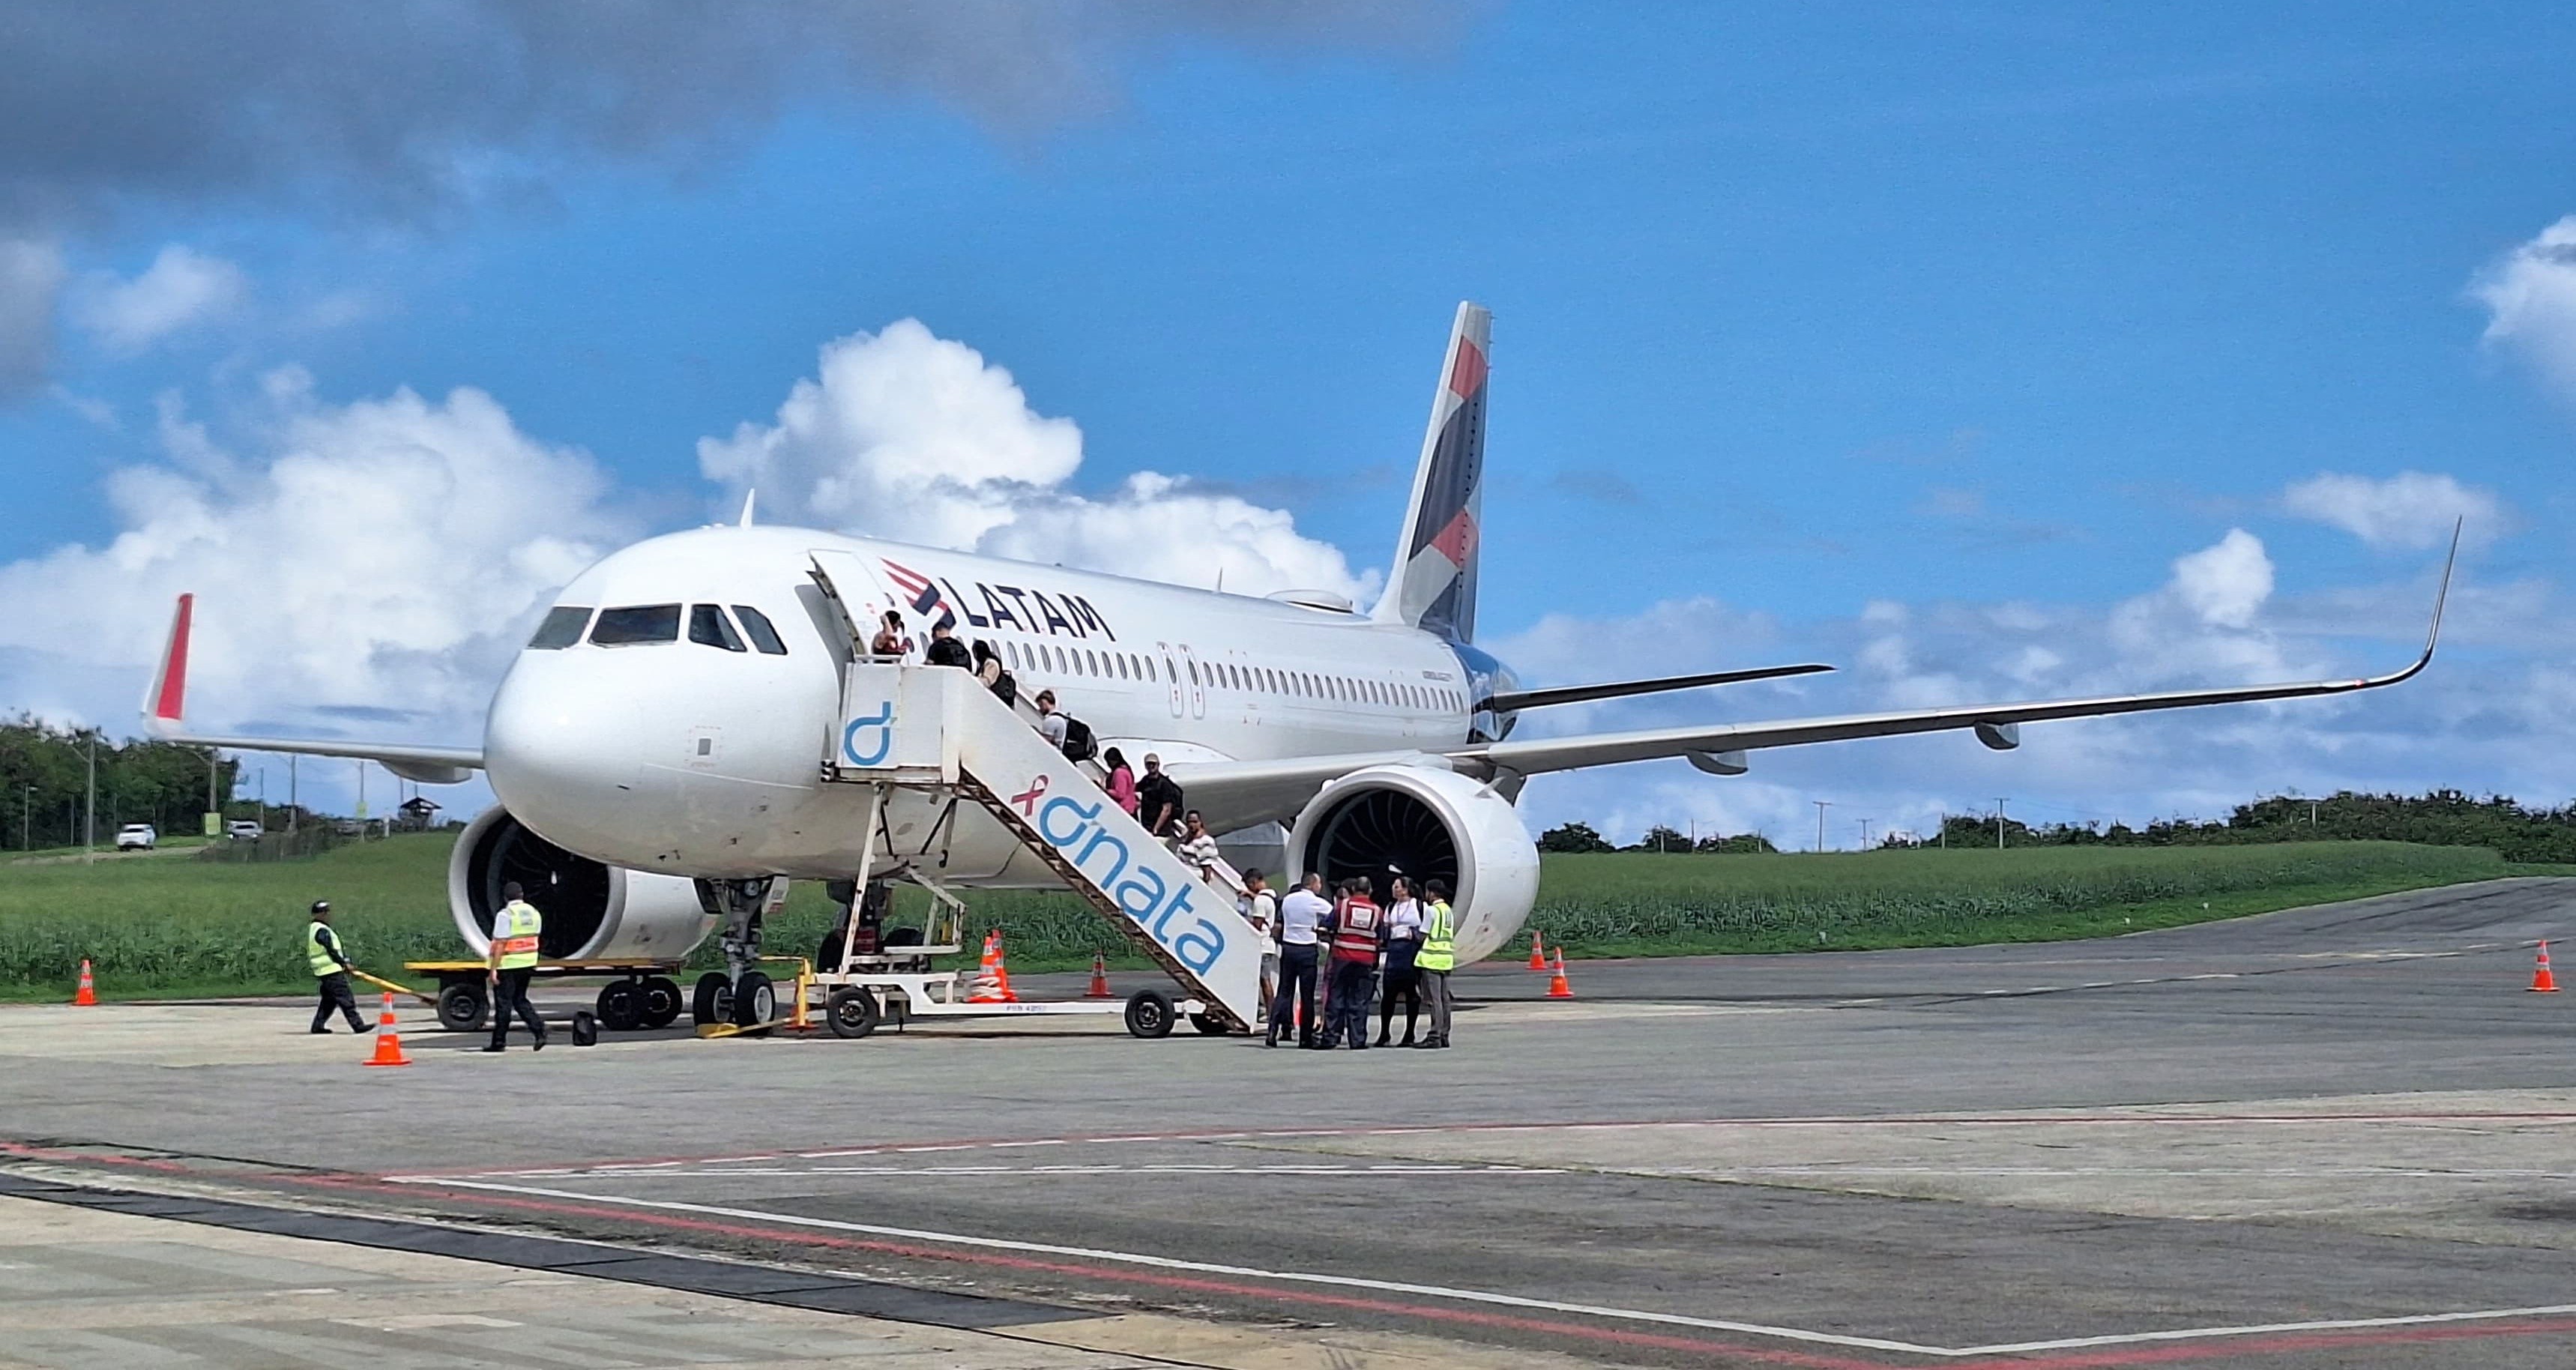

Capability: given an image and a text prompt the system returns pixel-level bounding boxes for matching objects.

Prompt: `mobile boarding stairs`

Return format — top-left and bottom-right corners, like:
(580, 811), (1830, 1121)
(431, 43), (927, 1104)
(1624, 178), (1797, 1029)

(804, 661), (1266, 1040)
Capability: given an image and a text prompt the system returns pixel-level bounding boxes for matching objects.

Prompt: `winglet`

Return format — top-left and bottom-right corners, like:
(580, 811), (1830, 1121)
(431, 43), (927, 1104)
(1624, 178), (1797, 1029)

(142, 593), (193, 736)
(738, 488), (758, 528)
(2359, 518), (2458, 690)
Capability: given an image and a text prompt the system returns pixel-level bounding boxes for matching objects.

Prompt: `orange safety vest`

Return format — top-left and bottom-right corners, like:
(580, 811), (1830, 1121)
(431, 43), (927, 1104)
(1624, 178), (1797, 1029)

(1330, 898), (1382, 964)
(492, 899), (543, 969)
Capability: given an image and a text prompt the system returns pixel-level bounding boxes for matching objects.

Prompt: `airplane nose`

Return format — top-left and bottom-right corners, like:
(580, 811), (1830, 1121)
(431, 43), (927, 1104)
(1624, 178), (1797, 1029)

(483, 658), (654, 847)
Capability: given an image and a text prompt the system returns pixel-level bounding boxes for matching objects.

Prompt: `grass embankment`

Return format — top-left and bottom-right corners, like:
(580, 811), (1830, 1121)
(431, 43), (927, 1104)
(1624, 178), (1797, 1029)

(0, 836), (2546, 1001)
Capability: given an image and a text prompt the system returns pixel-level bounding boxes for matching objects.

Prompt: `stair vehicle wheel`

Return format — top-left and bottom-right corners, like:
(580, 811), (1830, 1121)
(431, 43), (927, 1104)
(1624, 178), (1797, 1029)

(824, 987), (880, 1039)
(434, 982), (487, 1033)
(692, 971), (733, 1028)
(1124, 989), (1175, 1039)
(638, 976), (682, 1028)
(1189, 1010), (1231, 1036)
(732, 970), (776, 1028)
(594, 981), (642, 1032)
(570, 1011), (599, 1048)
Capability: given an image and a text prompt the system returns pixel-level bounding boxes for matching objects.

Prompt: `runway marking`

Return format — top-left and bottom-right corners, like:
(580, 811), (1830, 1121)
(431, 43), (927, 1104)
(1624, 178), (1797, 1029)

(580, 1162), (1565, 1178)
(389, 1174), (2576, 1363)
(402, 1109), (2576, 1181)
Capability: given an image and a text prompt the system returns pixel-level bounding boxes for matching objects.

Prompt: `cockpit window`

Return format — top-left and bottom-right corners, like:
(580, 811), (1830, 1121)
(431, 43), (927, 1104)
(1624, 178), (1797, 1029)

(732, 605), (788, 655)
(591, 604), (681, 645)
(527, 606), (591, 650)
(688, 603), (746, 652)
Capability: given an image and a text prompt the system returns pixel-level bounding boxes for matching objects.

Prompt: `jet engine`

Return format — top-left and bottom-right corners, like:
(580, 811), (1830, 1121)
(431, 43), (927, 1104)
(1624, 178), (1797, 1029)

(447, 806), (714, 960)
(1287, 765), (1538, 965)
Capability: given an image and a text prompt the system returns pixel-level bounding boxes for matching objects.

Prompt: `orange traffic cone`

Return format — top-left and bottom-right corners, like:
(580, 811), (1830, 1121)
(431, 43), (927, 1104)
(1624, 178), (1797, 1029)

(1545, 950), (1574, 999)
(1085, 952), (1113, 998)
(71, 959), (97, 1007)
(992, 933), (1019, 1003)
(363, 992), (411, 1066)
(1526, 932), (1546, 971)
(2531, 941), (2560, 994)
(968, 932), (1005, 1002)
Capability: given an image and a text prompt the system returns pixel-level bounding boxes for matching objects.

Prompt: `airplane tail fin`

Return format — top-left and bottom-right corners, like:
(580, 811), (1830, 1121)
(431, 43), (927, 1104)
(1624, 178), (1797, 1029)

(142, 593), (193, 737)
(1372, 301), (1489, 643)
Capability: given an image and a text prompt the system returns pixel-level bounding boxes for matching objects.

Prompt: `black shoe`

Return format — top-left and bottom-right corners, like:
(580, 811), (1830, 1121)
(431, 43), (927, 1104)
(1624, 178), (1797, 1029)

(1410, 1038), (1441, 1048)
(481, 1043), (505, 1053)
(533, 1036), (546, 1052)
(310, 1028), (331, 1035)
(1399, 1033), (1417, 1047)
(356, 1023), (376, 1033)
(1372, 1031), (1390, 1047)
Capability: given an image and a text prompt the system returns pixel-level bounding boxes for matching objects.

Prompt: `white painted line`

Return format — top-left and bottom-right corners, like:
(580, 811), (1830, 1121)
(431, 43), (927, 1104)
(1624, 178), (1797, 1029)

(589, 1163), (1564, 1178)
(390, 1177), (2576, 1360)
(1952, 1303), (2576, 1357)
(394, 1177), (1954, 1357)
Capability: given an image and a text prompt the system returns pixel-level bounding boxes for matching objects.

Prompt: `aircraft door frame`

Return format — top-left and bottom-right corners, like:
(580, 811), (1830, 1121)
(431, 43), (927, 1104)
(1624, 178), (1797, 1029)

(1177, 644), (1207, 719)
(1156, 643), (1183, 718)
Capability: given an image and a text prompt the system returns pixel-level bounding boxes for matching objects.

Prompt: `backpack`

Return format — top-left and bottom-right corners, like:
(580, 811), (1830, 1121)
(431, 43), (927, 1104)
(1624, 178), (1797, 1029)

(1058, 713), (1097, 761)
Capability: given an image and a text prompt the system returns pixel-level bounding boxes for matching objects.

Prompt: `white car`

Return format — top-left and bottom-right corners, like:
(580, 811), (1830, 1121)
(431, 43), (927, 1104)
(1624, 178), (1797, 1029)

(226, 821), (264, 842)
(114, 824), (157, 851)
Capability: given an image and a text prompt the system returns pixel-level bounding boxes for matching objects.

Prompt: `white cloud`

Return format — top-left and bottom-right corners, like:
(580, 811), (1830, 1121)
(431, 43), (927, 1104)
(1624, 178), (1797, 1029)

(0, 238), (64, 398)
(701, 319), (1368, 599)
(2281, 471), (2501, 550)
(71, 244), (249, 352)
(0, 374), (630, 739)
(2166, 528), (2272, 629)
(2475, 214), (2576, 398)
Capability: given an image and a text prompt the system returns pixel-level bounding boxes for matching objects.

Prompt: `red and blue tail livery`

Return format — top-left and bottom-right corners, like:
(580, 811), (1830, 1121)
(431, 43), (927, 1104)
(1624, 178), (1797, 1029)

(1375, 302), (1490, 645)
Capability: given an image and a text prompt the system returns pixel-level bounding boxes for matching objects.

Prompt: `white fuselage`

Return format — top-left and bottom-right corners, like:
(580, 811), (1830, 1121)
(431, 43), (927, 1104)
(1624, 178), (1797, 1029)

(483, 525), (1486, 885)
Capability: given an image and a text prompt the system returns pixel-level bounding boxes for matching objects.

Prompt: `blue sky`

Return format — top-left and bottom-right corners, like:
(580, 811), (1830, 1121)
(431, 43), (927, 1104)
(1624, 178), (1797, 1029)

(4, 3), (2575, 842)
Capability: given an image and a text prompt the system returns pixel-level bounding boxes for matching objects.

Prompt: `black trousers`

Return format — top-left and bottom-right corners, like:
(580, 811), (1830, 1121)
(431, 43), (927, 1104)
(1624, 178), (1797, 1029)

(1378, 941), (1421, 1039)
(310, 971), (365, 1032)
(1327, 960), (1377, 1047)
(1270, 944), (1319, 1040)
(489, 968), (545, 1046)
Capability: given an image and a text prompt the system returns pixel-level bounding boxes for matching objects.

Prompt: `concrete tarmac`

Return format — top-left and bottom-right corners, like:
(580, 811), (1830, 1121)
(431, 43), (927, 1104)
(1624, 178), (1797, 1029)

(3, 878), (2574, 1368)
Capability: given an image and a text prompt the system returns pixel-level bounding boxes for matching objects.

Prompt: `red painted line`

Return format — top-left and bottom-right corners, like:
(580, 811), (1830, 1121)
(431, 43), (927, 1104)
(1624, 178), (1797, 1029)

(13, 1141), (2576, 1368)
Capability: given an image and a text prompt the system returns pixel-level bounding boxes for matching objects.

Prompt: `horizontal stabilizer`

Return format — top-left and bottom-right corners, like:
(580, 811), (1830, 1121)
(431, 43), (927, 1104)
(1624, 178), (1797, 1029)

(1480, 663), (1833, 714)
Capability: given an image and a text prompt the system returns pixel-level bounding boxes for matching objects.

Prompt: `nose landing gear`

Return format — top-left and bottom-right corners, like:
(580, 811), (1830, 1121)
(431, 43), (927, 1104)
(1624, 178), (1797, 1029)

(693, 875), (784, 1030)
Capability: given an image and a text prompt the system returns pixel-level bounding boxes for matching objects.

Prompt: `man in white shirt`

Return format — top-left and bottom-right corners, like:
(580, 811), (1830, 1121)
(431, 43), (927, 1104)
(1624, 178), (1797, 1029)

(1269, 872), (1330, 1048)
(1033, 689), (1070, 749)
(1240, 869), (1279, 1023)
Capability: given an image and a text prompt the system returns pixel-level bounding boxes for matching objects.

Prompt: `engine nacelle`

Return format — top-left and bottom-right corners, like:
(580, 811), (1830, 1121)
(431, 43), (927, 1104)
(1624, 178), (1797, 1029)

(447, 806), (714, 961)
(1287, 764), (1538, 965)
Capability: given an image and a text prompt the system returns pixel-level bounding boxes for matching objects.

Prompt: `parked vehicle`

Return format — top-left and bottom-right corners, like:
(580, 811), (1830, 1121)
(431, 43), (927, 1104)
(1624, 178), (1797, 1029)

(114, 823), (157, 851)
(226, 821), (263, 841)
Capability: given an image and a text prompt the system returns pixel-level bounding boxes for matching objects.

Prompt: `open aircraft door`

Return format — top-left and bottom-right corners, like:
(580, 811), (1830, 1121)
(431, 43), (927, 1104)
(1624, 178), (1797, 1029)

(806, 549), (911, 663)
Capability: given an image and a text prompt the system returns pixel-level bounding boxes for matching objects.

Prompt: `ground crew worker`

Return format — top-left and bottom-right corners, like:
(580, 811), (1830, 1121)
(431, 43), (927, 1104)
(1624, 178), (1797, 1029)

(1268, 872), (1327, 1048)
(484, 880), (547, 1052)
(304, 900), (371, 1034)
(1320, 878), (1383, 1050)
(1414, 878), (1456, 1048)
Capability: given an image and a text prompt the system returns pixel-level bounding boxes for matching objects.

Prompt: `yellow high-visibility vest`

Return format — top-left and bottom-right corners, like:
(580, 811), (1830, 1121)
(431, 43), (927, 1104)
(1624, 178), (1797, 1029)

(492, 900), (544, 971)
(305, 922), (343, 977)
(1416, 900), (1456, 972)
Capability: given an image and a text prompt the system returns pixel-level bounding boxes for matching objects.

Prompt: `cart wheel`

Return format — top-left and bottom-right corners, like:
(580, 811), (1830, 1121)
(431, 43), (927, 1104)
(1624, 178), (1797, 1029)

(692, 971), (732, 1028)
(732, 970), (775, 1028)
(570, 1011), (599, 1048)
(435, 982), (487, 1033)
(639, 976), (682, 1028)
(594, 981), (641, 1032)
(825, 987), (880, 1039)
(1189, 1011), (1232, 1036)
(1124, 989), (1175, 1039)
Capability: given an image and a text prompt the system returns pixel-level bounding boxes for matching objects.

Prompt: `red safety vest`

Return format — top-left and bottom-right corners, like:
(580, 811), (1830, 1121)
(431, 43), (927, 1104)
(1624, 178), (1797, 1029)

(1331, 898), (1382, 964)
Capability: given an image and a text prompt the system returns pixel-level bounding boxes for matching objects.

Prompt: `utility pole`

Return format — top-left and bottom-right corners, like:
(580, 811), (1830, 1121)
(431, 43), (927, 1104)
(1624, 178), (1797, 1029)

(288, 755), (298, 832)
(2310, 800), (2319, 828)
(1938, 810), (1946, 850)
(20, 785), (30, 851)
(1859, 819), (1874, 849)
(1994, 797), (2009, 851)
(1814, 800), (1832, 853)
(84, 731), (96, 852)
(207, 746), (219, 836)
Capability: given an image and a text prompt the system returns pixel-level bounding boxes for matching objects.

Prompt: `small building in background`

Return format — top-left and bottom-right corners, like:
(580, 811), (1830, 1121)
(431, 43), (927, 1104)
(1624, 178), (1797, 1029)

(396, 795), (443, 833)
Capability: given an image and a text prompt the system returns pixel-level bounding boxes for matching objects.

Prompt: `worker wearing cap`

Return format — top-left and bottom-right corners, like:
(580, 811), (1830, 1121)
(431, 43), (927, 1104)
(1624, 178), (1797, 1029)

(304, 900), (371, 1034)
(1412, 879), (1456, 1048)
(484, 881), (547, 1052)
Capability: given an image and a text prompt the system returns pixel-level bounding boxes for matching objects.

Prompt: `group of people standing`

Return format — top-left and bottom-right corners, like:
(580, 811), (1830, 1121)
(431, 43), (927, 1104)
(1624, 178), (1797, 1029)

(1242, 869), (1455, 1049)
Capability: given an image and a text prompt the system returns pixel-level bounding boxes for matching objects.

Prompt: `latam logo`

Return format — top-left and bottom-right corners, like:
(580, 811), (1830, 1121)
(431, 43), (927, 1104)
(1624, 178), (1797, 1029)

(1017, 779), (1225, 975)
(884, 558), (1118, 642)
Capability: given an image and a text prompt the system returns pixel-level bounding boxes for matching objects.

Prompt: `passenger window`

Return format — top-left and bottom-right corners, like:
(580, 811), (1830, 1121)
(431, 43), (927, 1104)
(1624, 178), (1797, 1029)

(591, 604), (681, 646)
(689, 604), (747, 652)
(732, 605), (788, 655)
(527, 606), (591, 650)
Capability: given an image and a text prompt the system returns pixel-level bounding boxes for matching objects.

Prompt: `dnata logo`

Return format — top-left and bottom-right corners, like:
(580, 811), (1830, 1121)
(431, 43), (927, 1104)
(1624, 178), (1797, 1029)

(1017, 779), (1225, 974)
(842, 701), (894, 767)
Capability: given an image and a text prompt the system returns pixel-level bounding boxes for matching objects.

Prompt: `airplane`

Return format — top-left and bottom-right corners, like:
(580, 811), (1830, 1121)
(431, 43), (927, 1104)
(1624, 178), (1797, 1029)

(140, 302), (2453, 1016)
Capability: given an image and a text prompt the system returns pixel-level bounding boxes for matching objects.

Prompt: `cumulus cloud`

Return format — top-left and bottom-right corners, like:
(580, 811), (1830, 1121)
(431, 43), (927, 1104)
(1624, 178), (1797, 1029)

(70, 244), (248, 351)
(2475, 214), (2576, 398)
(0, 372), (630, 737)
(701, 320), (1369, 598)
(0, 239), (64, 398)
(2166, 528), (2273, 629)
(2281, 471), (2500, 550)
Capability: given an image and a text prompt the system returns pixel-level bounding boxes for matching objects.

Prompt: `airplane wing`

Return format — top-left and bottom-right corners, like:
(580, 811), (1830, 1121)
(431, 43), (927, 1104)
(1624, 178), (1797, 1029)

(1179, 532), (2453, 827)
(140, 594), (485, 784)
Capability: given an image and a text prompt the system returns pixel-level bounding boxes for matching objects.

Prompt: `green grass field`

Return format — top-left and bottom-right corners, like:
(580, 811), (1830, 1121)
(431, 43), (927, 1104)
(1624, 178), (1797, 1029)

(0, 833), (2547, 1001)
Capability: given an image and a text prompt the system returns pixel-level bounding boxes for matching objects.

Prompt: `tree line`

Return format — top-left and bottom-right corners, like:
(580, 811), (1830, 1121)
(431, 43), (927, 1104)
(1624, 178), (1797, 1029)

(0, 716), (247, 849)
(1545, 790), (2576, 864)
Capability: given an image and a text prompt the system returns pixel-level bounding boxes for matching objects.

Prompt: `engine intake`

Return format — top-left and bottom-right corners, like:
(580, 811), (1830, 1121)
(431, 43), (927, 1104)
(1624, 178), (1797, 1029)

(1288, 765), (1536, 965)
(447, 806), (714, 961)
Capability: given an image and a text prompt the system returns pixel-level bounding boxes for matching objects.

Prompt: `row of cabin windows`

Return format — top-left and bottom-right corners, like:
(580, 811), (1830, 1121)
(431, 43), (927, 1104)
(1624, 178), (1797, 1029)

(995, 637), (1464, 714)
(527, 603), (788, 655)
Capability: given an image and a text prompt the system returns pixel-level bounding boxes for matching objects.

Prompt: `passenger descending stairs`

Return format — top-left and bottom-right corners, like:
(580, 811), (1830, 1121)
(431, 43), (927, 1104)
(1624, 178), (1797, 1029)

(824, 663), (1265, 1030)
